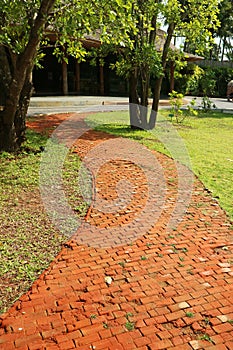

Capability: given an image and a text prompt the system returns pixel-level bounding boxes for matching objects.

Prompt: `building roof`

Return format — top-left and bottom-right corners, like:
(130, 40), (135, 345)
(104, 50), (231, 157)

(44, 28), (203, 62)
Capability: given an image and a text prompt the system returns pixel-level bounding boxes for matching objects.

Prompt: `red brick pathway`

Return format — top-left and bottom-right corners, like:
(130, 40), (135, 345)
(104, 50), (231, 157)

(0, 114), (233, 349)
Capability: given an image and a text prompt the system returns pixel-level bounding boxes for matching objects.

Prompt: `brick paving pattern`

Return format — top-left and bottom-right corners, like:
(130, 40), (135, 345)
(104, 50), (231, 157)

(0, 113), (233, 349)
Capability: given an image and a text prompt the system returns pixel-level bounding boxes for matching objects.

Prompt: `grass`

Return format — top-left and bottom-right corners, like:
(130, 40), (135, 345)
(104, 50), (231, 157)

(125, 312), (135, 331)
(0, 107), (232, 314)
(199, 333), (214, 343)
(0, 128), (87, 315)
(125, 321), (135, 331)
(63, 152), (90, 218)
(177, 112), (233, 220)
(86, 111), (170, 155)
(86, 109), (233, 220)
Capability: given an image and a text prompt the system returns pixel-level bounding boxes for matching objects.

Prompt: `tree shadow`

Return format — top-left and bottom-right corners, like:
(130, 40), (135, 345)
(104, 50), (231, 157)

(197, 110), (233, 119)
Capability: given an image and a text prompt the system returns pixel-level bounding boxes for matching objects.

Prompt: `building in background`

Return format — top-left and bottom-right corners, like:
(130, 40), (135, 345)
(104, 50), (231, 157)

(33, 30), (203, 97)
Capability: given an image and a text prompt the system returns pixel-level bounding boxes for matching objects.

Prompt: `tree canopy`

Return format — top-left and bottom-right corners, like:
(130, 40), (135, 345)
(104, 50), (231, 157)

(101, 0), (221, 129)
(0, 0), (221, 151)
(216, 0), (233, 61)
(0, 0), (134, 151)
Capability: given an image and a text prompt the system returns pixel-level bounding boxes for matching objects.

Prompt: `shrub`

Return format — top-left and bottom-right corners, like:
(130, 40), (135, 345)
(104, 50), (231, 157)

(168, 90), (197, 123)
(175, 64), (233, 97)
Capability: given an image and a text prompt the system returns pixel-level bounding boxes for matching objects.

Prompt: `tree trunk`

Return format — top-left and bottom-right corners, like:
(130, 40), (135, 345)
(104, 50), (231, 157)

(0, 120), (16, 152)
(221, 35), (226, 62)
(139, 67), (150, 129)
(150, 22), (175, 129)
(149, 76), (162, 129)
(0, 46), (18, 152)
(129, 69), (141, 129)
(128, 65), (152, 130)
(0, 0), (56, 152)
(170, 61), (175, 92)
(14, 70), (33, 146)
(0, 48), (36, 151)
(0, 69), (33, 152)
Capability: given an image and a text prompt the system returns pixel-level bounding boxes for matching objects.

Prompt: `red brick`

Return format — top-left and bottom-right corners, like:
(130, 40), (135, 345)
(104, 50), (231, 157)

(149, 339), (173, 349)
(1, 122), (233, 350)
(81, 323), (104, 336)
(140, 325), (158, 336)
(166, 310), (185, 322)
(157, 330), (172, 340)
(45, 344), (61, 350)
(116, 332), (134, 345)
(213, 322), (233, 333)
(66, 330), (82, 340)
(224, 341), (233, 349)
(73, 318), (91, 329)
(59, 340), (74, 350)
(91, 338), (114, 349)
(172, 336), (184, 346)
(0, 342), (15, 350)
(99, 328), (112, 339)
(111, 325), (125, 336)
(211, 334), (225, 344)
(155, 307), (170, 316)
(170, 345), (193, 350)
(109, 337), (124, 349)
(206, 346), (227, 350)
(221, 331), (233, 341)
(74, 333), (101, 346)
(14, 334), (42, 348)
(135, 319), (146, 328)
(27, 340), (46, 350)
(173, 294), (192, 303)
(134, 336), (151, 347)
(154, 315), (167, 324)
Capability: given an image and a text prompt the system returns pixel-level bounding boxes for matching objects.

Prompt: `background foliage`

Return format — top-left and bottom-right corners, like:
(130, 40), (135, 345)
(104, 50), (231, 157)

(173, 64), (233, 97)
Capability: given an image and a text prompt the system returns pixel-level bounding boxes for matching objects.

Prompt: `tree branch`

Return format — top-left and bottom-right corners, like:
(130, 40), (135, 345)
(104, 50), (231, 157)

(18, 0), (56, 70)
(149, 15), (157, 44)
(161, 22), (175, 69)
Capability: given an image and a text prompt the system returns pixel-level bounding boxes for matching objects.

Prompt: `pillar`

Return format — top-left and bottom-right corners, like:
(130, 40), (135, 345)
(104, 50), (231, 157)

(75, 61), (81, 94)
(62, 60), (68, 95)
(99, 65), (104, 96)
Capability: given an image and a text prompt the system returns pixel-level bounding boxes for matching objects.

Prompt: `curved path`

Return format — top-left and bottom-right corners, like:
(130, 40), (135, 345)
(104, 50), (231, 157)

(0, 113), (233, 350)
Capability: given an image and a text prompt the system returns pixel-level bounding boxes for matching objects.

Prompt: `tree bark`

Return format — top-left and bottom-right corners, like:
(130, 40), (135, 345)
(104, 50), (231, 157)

(0, 62), (34, 151)
(0, 0), (56, 152)
(149, 76), (162, 129)
(138, 67), (150, 129)
(150, 23), (175, 129)
(15, 69), (33, 146)
(0, 46), (17, 152)
(221, 35), (226, 62)
(129, 68), (141, 129)
(170, 61), (175, 92)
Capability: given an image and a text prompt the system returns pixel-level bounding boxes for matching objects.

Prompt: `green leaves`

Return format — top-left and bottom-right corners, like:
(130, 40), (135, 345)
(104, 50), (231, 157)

(0, 0), (41, 53)
(177, 0), (220, 55)
(0, 0), (221, 66)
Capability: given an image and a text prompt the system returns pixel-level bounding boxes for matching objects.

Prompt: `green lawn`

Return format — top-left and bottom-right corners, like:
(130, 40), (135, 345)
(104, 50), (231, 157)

(0, 130), (85, 314)
(86, 109), (233, 221)
(176, 111), (233, 220)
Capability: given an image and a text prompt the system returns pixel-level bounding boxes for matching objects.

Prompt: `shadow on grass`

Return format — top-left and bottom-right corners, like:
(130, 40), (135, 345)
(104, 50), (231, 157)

(197, 111), (233, 119)
(92, 123), (167, 155)
(93, 124), (154, 141)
